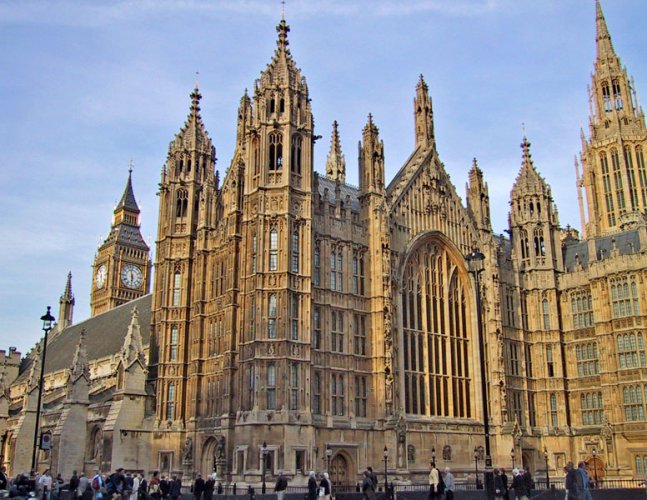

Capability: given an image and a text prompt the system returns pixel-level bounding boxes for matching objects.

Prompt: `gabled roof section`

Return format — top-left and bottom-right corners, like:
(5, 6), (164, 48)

(119, 305), (145, 370)
(69, 329), (90, 382)
(16, 294), (152, 384)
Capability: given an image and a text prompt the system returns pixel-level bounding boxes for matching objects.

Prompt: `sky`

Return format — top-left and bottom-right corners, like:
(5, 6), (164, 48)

(1, 0), (646, 356)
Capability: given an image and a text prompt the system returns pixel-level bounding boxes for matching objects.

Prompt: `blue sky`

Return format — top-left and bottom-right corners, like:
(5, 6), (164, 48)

(1, 0), (646, 355)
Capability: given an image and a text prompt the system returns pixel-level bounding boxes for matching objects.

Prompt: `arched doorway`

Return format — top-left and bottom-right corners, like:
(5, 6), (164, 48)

(201, 438), (217, 476)
(330, 454), (349, 486)
(585, 455), (605, 482)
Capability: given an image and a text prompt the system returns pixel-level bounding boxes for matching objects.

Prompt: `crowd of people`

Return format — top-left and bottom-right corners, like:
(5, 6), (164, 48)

(0, 467), (184, 500)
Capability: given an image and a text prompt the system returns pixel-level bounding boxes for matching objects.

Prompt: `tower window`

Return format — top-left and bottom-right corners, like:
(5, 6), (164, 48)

(291, 135), (302, 174)
(170, 326), (179, 361)
(637, 147), (647, 207)
(601, 152), (616, 225)
(313, 371), (321, 414)
(268, 294), (277, 339)
(331, 310), (344, 352)
(623, 385), (645, 422)
(546, 344), (554, 377)
(269, 132), (283, 170)
(354, 376), (367, 417)
(280, 98), (285, 114)
(602, 81), (612, 112)
(624, 146), (639, 209)
(291, 229), (299, 273)
(269, 229), (278, 271)
(269, 98), (275, 115)
(313, 245), (321, 286)
(542, 298), (550, 330)
(251, 233), (257, 273)
(267, 364), (276, 410)
(291, 294), (299, 340)
(353, 314), (366, 356)
(172, 271), (181, 306)
(613, 80), (623, 110)
(313, 307), (321, 349)
(331, 373), (345, 416)
(166, 383), (175, 420)
(176, 189), (188, 218)
(612, 149), (626, 211)
(550, 393), (558, 427)
(290, 363), (298, 410)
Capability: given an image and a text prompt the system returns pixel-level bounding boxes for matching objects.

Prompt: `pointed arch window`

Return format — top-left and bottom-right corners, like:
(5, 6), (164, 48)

(636, 147), (647, 207)
(291, 229), (299, 273)
(613, 80), (623, 110)
(520, 229), (529, 261)
(533, 229), (545, 257)
(602, 81), (612, 112)
(401, 241), (472, 418)
(600, 152), (615, 225)
(550, 393), (558, 427)
(166, 383), (176, 420)
(172, 271), (181, 306)
(291, 134), (302, 174)
(251, 233), (257, 273)
(624, 146), (638, 209)
(611, 149), (626, 211)
(267, 364), (276, 410)
(268, 294), (277, 339)
(313, 371), (322, 414)
(269, 132), (283, 170)
(542, 298), (550, 330)
(170, 326), (179, 361)
(313, 245), (321, 286)
(269, 229), (278, 271)
(176, 189), (188, 218)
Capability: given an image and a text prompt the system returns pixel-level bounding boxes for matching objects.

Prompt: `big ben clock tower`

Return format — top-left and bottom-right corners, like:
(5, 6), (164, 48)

(90, 168), (151, 316)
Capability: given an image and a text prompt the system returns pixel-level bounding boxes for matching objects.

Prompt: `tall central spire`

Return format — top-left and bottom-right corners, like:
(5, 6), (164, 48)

(595, 0), (614, 59)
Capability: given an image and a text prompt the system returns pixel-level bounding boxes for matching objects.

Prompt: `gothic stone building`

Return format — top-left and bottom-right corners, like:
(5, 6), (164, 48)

(3, 0), (647, 485)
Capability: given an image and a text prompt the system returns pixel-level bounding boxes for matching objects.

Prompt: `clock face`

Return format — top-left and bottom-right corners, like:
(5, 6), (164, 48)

(95, 264), (107, 289)
(121, 264), (143, 289)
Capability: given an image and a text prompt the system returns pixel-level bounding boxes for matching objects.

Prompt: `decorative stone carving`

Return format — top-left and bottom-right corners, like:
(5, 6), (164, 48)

(442, 445), (451, 461)
(407, 445), (415, 463)
(183, 437), (193, 463)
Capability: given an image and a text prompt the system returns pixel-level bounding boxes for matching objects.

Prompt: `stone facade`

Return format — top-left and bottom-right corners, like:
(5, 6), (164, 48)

(2, 0), (647, 487)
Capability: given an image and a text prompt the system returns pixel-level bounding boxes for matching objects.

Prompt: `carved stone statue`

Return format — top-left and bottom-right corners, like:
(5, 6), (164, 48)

(183, 437), (193, 463)
(442, 445), (451, 461)
(407, 445), (415, 463)
(214, 435), (226, 460)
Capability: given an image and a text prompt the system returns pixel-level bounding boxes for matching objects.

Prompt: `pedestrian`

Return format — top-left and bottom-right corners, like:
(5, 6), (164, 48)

(319, 473), (331, 500)
(39, 469), (53, 500)
(91, 470), (104, 500)
(137, 475), (147, 500)
(170, 476), (181, 500)
(565, 462), (579, 500)
(124, 473), (134, 500)
(0, 466), (7, 490)
(523, 466), (533, 492)
(500, 469), (509, 500)
(361, 470), (375, 500)
(274, 472), (288, 500)
(494, 469), (505, 500)
(443, 468), (455, 500)
(148, 472), (161, 500)
(192, 474), (204, 500)
(69, 471), (80, 500)
(203, 475), (214, 500)
(307, 472), (318, 500)
(511, 468), (529, 500)
(367, 467), (377, 489)
(130, 474), (140, 500)
(160, 476), (170, 500)
(428, 461), (440, 500)
(78, 473), (89, 500)
(577, 462), (592, 500)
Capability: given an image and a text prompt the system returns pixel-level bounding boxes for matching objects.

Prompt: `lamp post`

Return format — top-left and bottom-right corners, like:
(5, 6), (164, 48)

(592, 447), (598, 489)
(511, 447), (515, 469)
(31, 306), (55, 472)
(261, 442), (267, 494)
(383, 446), (388, 498)
(544, 448), (550, 490)
(431, 447), (436, 467)
(474, 448), (479, 489)
(326, 444), (332, 475)
(466, 248), (493, 494)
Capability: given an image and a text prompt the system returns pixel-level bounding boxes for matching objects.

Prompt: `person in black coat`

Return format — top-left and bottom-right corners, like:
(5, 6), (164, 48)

(307, 472), (318, 500)
(69, 471), (80, 500)
(138, 476), (148, 500)
(203, 477), (214, 500)
(192, 475), (205, 500)
(565, 462), (579, 500)
(170, 477), (182, 500)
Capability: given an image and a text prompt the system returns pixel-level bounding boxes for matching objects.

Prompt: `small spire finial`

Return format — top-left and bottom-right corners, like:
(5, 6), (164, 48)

(276, 16), (290, 49)
(128, 159), (133, 175)
(195, 71), (200, 89)
(281, 0), (286, 20)
(521, 122), (526, 138)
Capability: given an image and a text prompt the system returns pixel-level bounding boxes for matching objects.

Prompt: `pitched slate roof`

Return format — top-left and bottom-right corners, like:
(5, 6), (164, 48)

(16, 294), (152, 383)
(317, 175), (361, 212)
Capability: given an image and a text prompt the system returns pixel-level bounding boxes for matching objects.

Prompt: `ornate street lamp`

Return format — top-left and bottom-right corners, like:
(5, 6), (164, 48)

(592, 447), (598, 489)
(466, 248), (493, 493)
(544, 448), (550, 490)
(31, 306), (55, 472)
(511, 447), (515, 469)
(261, 442), (268, 494)
(383, 446), (388, 498)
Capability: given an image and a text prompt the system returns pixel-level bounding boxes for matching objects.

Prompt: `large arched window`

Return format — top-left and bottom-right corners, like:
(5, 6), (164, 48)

(176, 189), (188, 218)
(269, 229), (278, 271)
(167, 383), (175, 420)
(269, 132), (283, 170)
(291, 134), (302, 174)
(401, 240), (472, 418)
